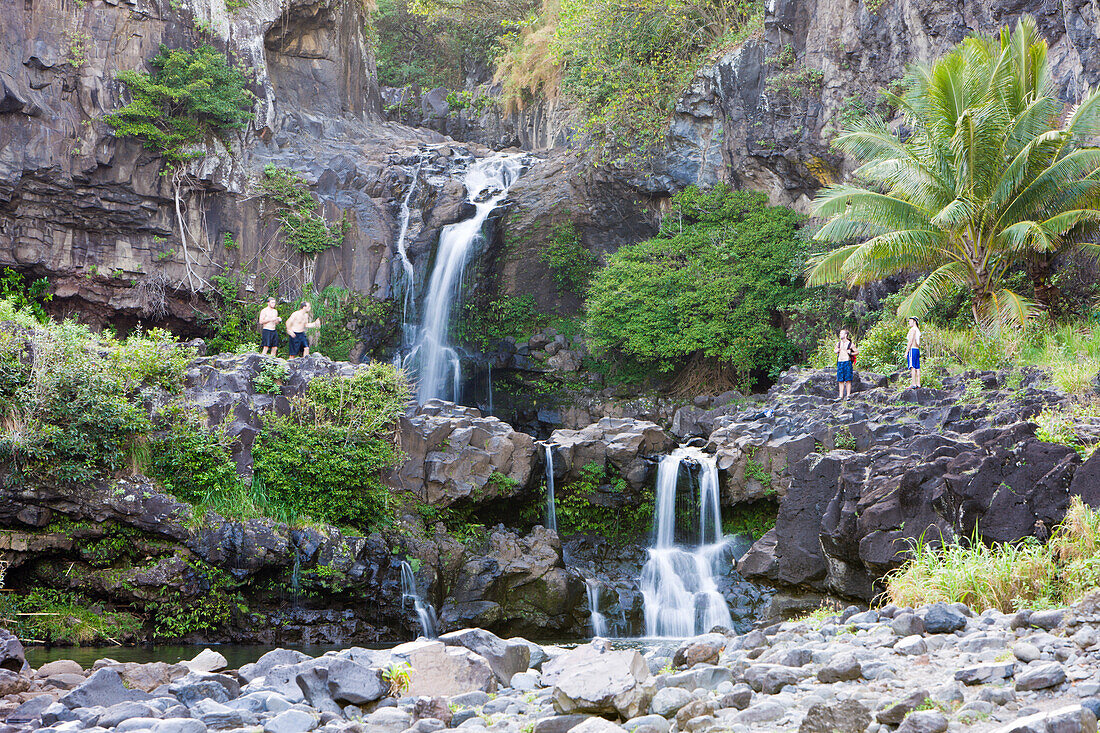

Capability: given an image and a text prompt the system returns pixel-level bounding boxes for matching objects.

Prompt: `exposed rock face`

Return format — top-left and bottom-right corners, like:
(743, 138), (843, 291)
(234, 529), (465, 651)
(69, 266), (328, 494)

(388, 400), (537, 508)
(736, 368), (1088, 601)
(549, 418), (676, 490)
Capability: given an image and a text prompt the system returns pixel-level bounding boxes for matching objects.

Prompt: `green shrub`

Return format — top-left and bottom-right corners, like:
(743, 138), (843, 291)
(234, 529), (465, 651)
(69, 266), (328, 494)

(200, 272), (264, 355)
(542, 222), (597, 293)
(260, 165), (348, 256)
(253, 359), (290, 395)
(112, 328), (195, 393)
(458, 294), (545, 349)
(1, 589), (142, 645)
(585, 186), (805, 389)
(105, 45), (254, 163)
(553, 463), (653, 541)
(854, 318), (907, 374)
(0, 268), (51, 323)
(147, 412), (240, 508)
(721, 500), (777, 540)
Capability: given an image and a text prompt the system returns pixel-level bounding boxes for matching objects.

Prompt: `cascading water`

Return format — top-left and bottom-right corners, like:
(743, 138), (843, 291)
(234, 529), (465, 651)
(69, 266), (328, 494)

(639, 447), (734, 637)
(403, 154), (525, 403)
(544, 443), (558, 532)
(586, 578), (609, 637)
(395, 155), (424, 338)
(400, 561), (439, 638)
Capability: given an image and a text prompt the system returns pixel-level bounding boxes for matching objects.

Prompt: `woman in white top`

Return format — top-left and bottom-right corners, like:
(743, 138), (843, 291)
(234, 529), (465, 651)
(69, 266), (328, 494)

(835, 329), (858, 399)
(906, 317), (922, 388)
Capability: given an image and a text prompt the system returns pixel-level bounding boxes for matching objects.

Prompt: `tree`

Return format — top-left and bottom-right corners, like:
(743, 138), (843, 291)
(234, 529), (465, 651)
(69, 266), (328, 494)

(584, 186), (805, 389)
(806, 17), (1100, 328)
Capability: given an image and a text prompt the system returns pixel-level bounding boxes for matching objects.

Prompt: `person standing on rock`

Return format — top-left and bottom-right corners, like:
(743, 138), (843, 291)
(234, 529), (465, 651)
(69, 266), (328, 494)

(906, 317), (922, 388)
(258, 297), (282, 357)
(286, 301), (320, 359)
(835, 329), (858, 399)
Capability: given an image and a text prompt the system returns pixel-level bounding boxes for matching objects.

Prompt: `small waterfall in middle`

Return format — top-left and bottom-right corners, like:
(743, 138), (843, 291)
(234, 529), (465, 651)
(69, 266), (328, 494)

(639, 446), (734, 637)
(586, 578), (609, 637)
(400, 561), (438, 638)
(544, 443), (557, 532)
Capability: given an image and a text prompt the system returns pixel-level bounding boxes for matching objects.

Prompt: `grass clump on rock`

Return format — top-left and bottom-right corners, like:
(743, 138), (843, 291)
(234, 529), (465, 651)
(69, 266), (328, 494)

(884, 498), (1100, 613)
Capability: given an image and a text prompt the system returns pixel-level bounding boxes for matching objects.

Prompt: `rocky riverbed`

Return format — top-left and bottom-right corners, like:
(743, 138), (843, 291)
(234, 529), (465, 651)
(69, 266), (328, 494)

(7, 594), (1100, 733)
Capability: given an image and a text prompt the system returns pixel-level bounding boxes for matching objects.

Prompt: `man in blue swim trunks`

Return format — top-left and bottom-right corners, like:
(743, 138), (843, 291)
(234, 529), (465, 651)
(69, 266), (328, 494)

(285, 301), (320, 359)
(906, 317), (922, 388)
(835, 329), (858, 399)
(258, 298), (282, 356)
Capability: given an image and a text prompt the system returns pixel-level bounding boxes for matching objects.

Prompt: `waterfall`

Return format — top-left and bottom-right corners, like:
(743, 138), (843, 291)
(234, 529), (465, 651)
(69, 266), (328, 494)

(586, 578), (609, 637)
(400, 561), (438, 638)
(487, 363), (494, 416)
(639, 447), (734, 637)
(404, 154), (525, 403)
(544, 443), (557, 532)
(396, 155), (424, 341)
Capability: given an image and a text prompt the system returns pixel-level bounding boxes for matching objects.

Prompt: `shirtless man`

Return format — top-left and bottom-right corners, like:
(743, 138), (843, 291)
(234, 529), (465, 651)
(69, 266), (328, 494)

(835, 329), (858, 400)
(258, 298), (282, 356)
(285, 301), (320, 359)
(906, 317), (922, 388)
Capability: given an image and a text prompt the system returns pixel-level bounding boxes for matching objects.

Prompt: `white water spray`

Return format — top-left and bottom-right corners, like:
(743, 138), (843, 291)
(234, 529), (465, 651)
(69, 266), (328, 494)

(400, 561), (438, 638)
(544, 443), (557, 532)
(640, 447), (734, 637)
(395, 155), (424, 343)
(404, 154), (524, 403)
(586, 578), (609, 637)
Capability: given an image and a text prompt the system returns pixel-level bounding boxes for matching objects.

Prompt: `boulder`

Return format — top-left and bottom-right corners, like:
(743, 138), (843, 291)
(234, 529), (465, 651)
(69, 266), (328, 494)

(439, 628), (530, 686)
(672, 634), (725, 668)
(0, 669), (30, 696)
(264, 708), (319, 733)
(37, 660), (83, 678)
(0, 629), (26, 673)
(96, 661), (188, 692)
(816, 652), (861, 683)
(650, 687), (692, 718)
(549, 418), (676, 490)
(412, 696), (453, 725)
(799, 700), (871, 733)
(240, 649), (311, 683)
(552, 645), (652, 719)
(391, 639), (497, 696)
(60, 668), (153, 709)
(183, 649), (227, 674)
(324, 659), (387, 705)
(923, 602), (967, 634)
(992, 704), (1097, 733)
(1015, 663), (1066, 691)
(896, 710), (949, 733)
(388, 401), (537, 508)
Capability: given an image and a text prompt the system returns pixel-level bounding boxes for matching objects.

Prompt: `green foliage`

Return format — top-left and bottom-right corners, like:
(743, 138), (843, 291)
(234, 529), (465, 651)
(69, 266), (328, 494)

(1035, 405), (1098, 459)
(0, 589), (142, 645)
(153, 561), (246, 638)
(383, 662), (413, 697)
(253, 359), (290, 395)
(0, 268), (52, 323)
(554, 463), (652, 541)
(551, 0), (762, 164)
(105, 45), (254, 164)
(251, 364), (410, 529)
(147, 411), (240, 508)
(458, 294), (545, 349)
(112, 328), (195, 393)
(721, 500), (777, 540)
(807, 17), (1100, 328)
(542, 222), (597, 293)
(302, 285), (378, 362)
(585, 186), (805, 388)
(260, 165), (347, 256)
(854, 318), (908, 374)
(200, 272), (263, 354)
(0, 321), (152, 486)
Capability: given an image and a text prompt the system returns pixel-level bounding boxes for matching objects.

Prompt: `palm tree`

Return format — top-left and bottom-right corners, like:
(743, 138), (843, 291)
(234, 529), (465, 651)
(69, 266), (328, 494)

(805, 17), (1100, 327)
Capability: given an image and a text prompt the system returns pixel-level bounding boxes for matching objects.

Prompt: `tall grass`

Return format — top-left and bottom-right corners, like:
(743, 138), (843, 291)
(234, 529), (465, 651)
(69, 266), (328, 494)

(884, 498), (1100, 612)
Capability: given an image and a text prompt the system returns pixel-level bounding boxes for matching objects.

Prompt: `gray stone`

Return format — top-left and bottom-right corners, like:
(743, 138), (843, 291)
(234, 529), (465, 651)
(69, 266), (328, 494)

(450, 691), (492, 708)
(799, 699), (871, 733)
(623, 715), (669, 733)
(735, 700), (785, 724)
(761, 666), (810, 694)
(552, 646), (652, 719)
(325, 659), (386, 705)
(847, 610), (879, 624)
(191, 699), (258, 730)
(977, 686), (1016, 705)
(7, 695), (54, 725)
(895, 710), (948, 733)
(1028, 610), (1066, 631)
(295, 667), (342, 715)
(37, 661), (84, 678)
(511, 671), (540, 691)
(41, 702), (78, 725)
(509, 638), (548, 669)
(182, 650), (227, 674)
(263, 709), (318, 733)
(1015, 663), (1066, 691)
(60, 669), (153, 709)
(152, 721), (208, 733)
(168, 674), (239, 707)
(876, 690), (931, 725)
(239, 650), (311, 683)
(363, 707), (413, 733)
(409, 719), (447, 733)
(991, 703), (1097, 733)
(570, 719), (624, 733)
(440, 628), (531, 686)
(650, 687), (692, 718)
(718, 683), (752, 711)
(891, 613), (925, 637)
(117, 718), (164, 732)
(533, 714), (592, 733)
(817, 653), (862, 683)
(98, 702), (159, 728)
(392, 640), (497, 696)
(780, 649), (813, 667)
(895, 635), (928, 656)
(1013, 643), (1042, 663)
(922, 603), (966, 634)
(955, 663), (1015, 685)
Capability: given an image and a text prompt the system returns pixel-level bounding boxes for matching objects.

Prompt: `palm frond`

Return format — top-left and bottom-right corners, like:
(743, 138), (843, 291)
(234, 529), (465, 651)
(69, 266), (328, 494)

(804, 244), (861, 286)
(896, 261), (971, 318)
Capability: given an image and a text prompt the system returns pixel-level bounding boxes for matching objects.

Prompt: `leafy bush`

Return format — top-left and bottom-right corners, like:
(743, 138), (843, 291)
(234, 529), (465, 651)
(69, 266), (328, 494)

(853, 318), (907, 374)
(0, 589), (142, 645)
(253, 360), (290, 395)
(553, 463), (653, 541)
(112, 328), (195, 393)
(260, 166), (348, 256)
(105, 45), (254, 163)
(0, 268), (51, 323)
(542, 221), (597, 293)
(200, 272), (265, 355)
(458, 294), (545, 349)
(721, 500), (777, 540)
(585, 186), (805, 389)
(147, 412), (240, 508)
